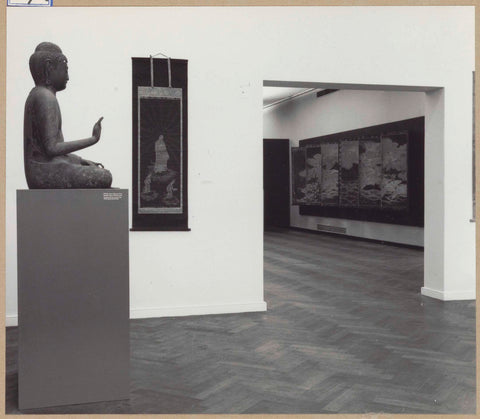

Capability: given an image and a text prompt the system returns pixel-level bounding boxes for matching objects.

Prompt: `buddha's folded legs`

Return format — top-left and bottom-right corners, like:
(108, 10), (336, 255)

(26, 161), (112, 189)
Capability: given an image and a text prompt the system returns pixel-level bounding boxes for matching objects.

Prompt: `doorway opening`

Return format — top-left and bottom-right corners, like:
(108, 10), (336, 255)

(262, 80), (448, 296)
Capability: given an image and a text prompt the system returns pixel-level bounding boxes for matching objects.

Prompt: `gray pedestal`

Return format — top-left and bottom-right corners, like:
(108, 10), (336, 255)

(17, 189), (130, 410)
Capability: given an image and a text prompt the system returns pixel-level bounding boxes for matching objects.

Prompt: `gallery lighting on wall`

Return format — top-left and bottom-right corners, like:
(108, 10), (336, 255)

(263, 88), (317, 110)
(316, 89), (339, 98)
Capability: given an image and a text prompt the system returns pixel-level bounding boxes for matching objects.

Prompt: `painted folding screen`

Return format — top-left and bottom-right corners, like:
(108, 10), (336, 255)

(320, 143), (339, 206)
(132, 58), (189, 231)
(291, 147), (306, 204)
(339, 140), (358, 207)
(359, 137), (382, 207)
(291, 117), (424, 227)
(380, 132), (408, 211)
(304, 145), (322, 204)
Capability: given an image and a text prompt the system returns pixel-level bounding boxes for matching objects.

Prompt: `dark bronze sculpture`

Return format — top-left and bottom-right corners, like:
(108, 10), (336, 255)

(24, 42), (112, 189)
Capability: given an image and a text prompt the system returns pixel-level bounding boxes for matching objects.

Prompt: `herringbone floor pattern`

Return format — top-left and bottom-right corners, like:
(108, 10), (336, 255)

(5, 229), (476, 414)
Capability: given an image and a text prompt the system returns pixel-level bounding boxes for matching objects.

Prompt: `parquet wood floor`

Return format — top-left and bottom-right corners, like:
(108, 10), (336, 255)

(5, 229), (476, 414)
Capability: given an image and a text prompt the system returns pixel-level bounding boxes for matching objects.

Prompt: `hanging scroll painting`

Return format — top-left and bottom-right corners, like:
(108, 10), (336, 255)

(138, 87), (182, 214)
(132, 57), (189, 231)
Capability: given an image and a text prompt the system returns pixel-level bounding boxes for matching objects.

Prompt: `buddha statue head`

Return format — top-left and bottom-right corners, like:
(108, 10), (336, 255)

(29, 42), (69, 91)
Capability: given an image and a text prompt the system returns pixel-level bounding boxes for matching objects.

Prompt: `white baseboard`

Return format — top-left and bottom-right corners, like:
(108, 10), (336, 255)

(6, 315), (18, 327)
(6, 301), (268, 327)
(130, 301), (267, 319)
(421, 287), (476, 301)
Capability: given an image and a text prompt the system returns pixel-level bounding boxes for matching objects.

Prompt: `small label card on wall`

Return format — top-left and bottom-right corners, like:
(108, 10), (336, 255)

(7, 0), (52, 6)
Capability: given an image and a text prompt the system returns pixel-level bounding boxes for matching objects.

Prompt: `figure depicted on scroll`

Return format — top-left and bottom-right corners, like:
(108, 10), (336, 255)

(140, 134), (178, 206)
(24, 42), (112, 189)
(138, 94), (182, 213)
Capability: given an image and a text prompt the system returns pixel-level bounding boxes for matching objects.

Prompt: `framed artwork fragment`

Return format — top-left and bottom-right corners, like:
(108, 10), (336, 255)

(132, 57), (189, 231)
(292, 117), (424, 227)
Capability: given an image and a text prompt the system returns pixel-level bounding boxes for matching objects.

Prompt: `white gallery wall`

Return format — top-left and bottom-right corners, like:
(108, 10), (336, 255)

(263, 89), (426, 246)
(5, 6), (475, 325)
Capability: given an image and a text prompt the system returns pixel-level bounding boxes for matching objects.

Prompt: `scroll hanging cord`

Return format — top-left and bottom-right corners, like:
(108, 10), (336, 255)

(149, 52), (172, 88)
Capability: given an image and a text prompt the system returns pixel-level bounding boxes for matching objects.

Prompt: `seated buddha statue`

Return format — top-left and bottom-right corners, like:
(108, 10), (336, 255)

(24, 42), (112, 189)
